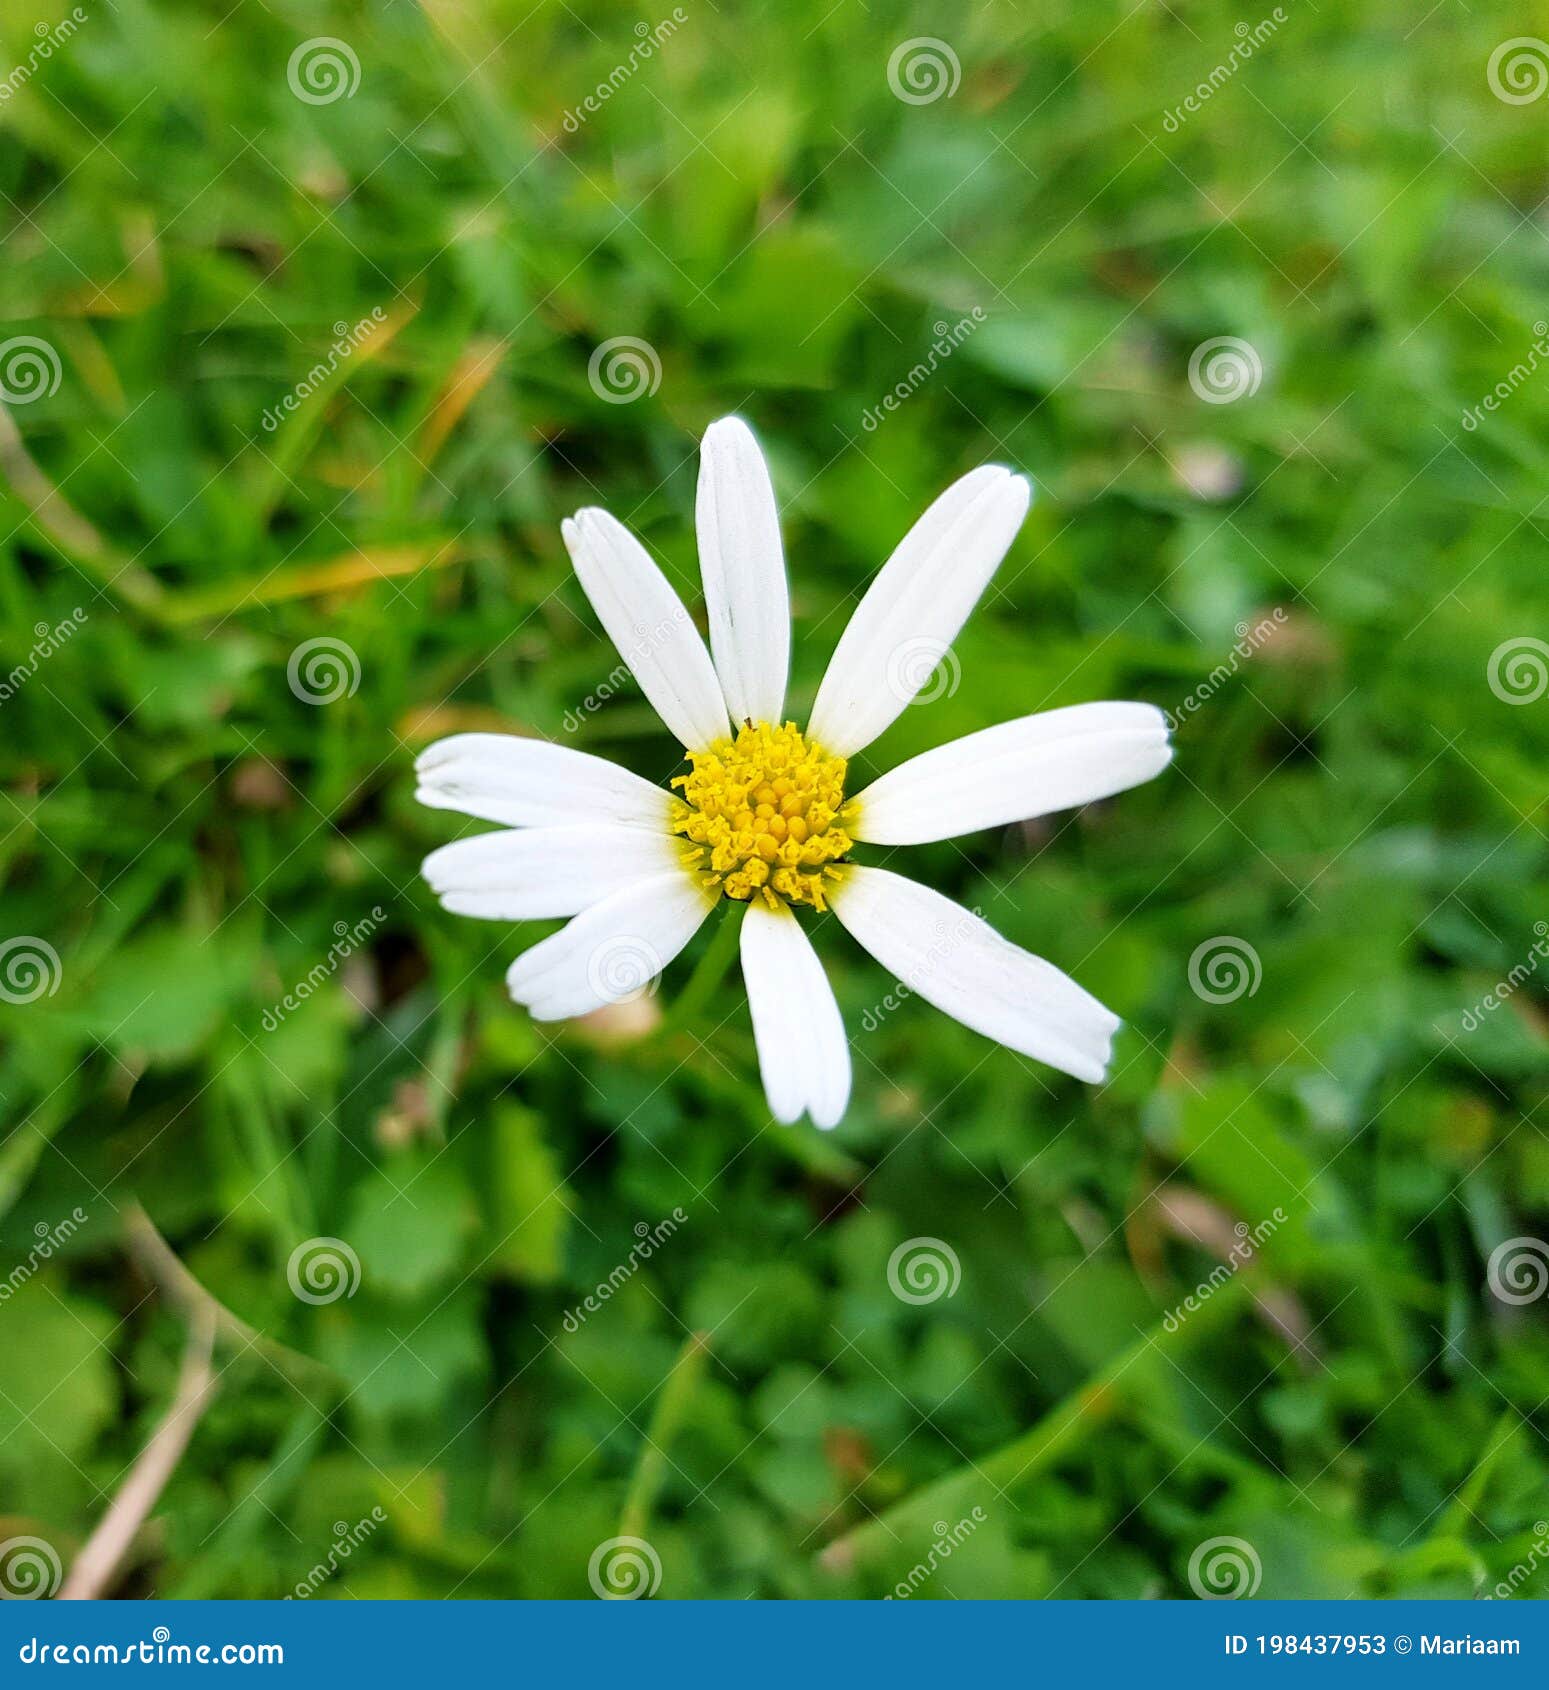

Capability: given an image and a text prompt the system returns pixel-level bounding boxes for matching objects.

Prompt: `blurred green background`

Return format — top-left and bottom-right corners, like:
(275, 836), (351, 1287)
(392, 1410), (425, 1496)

(1, 0), (1546, 1602)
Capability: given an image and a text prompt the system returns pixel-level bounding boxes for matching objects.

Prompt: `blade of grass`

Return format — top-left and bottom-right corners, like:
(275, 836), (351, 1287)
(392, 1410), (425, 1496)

(1429, 1406), (1526, 1543)
(60, 1307), (219, 1599)
(819, 1275), (1252, 1576)
(0, 406), (167, 616)
(657, 902), (742, 1038)
(163, 1401), (330, 1600)
(617, 1330), (712, 1544)
(249, 297), (419, 527)
(124, 1202), (338, 1392)
(414, 337), (507, 473)
(164, 535), (472, 622)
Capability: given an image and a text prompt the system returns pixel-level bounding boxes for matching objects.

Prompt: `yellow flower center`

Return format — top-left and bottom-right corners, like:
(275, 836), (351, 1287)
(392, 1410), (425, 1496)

(670, 721), (853, 911)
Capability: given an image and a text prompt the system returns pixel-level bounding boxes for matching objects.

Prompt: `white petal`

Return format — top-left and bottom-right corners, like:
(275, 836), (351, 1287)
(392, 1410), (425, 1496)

(423, 825), (683, 921)
(415, 734), (670, 830)
(696, 416), (790, 726)
(830, 866), (1118, 1083)
(851, 703), (1172, 845)
(806, 466), (1032, 757)
(562, 507), (729, 751)
(739, 901), (851, 1130)
(506, 871), (714, 1021)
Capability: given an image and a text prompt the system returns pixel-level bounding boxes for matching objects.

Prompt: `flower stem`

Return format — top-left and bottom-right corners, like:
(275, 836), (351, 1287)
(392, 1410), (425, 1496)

(661, 901), (742, 1035)
(617, 1331), (711, 1544)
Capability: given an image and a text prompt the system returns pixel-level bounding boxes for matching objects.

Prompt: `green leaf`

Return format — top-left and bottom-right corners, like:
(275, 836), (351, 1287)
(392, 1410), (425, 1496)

(0, 1278), (115, 1467)
(484, 1103), (571, 1284)
(344, 1156), (475, 1299)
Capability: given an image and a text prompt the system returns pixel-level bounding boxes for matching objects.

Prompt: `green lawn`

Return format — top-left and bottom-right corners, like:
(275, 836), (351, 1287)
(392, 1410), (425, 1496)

(0, 0), (1546, 1600)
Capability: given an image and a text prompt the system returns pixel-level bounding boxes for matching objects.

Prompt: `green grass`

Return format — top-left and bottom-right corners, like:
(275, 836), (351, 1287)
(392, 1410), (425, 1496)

(0, 0), (1546, 1601)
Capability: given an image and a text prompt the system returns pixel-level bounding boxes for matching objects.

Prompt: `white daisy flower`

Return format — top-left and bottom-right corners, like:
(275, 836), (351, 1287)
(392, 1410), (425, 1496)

(417, 416), (1172, 1130)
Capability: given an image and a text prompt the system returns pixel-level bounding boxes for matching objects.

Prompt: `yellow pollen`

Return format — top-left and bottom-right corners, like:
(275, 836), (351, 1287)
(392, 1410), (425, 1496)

(670, 721), (853, 911)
